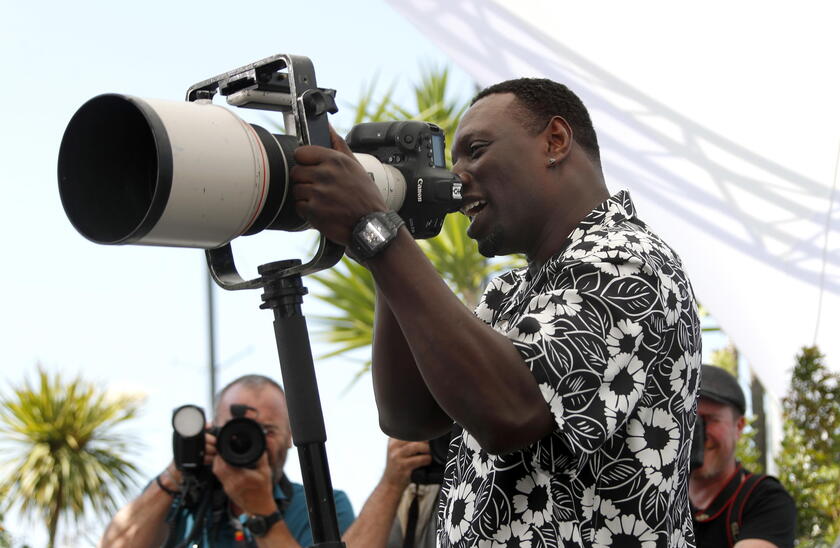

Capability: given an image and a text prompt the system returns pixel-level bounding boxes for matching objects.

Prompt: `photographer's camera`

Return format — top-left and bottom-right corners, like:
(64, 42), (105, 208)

(172, 404), (266, 474)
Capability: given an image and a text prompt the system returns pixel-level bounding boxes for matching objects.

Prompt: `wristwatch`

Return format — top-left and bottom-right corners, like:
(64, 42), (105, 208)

(245, 509), (283, 538)
(350, 210), (405, 261)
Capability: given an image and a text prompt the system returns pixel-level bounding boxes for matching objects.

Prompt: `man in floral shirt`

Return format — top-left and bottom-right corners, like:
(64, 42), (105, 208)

(291, 78), (701, 547)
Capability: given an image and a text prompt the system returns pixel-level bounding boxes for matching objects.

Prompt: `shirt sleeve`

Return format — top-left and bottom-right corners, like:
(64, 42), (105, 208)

(737, 478), (797, 548)
(287, 485), (356, 546)
(333, 489), (356, 535)
(505, 253), (671, 457)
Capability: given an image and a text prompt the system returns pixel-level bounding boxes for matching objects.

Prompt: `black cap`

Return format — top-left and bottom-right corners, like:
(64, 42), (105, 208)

(699, 364), (746, 415)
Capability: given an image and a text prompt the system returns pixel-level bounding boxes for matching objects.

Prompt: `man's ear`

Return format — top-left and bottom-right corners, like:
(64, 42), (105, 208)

(735, 414), (747, 436)
(545, 116), (574, 162)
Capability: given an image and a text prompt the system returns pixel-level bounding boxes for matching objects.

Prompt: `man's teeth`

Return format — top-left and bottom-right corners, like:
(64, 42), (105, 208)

(460, 200), (486, 217)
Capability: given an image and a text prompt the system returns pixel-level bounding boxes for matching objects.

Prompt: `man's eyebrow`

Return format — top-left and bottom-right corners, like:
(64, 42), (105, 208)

(451, 131), (474, 163)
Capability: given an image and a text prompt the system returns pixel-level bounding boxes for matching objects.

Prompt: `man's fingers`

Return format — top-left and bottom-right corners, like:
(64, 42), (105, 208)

(211, 454), (226, 477)
(391, 440), (431, 457)
(329, 125), (354, 156)
(405, 454), (433, 468)
(294, 143), (354, 166)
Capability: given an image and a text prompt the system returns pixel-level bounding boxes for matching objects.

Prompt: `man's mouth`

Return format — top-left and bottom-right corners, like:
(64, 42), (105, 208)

(460, 199), (487, 220)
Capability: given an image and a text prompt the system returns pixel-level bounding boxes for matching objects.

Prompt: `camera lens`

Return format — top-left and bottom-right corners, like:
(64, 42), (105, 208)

(58, 94), (303, 248)
(229, 432), (253, 453)
(216, 417), (266, 468)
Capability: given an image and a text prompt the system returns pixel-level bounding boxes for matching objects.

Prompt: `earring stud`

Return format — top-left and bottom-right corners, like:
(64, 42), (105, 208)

(547, 158), (557, 167)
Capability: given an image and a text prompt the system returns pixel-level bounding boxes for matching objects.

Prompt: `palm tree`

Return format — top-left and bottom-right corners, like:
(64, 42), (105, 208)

(0, 500), (12, 548)
(0, 369), (144, 548)
(311, 66), (522, 378)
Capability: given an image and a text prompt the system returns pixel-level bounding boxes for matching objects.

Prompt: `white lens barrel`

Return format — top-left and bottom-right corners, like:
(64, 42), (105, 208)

(140, 98), (269, 248)
(58, 94), (277, 248)
(354, 153), (407, 212)
(59, 95), (410, 250)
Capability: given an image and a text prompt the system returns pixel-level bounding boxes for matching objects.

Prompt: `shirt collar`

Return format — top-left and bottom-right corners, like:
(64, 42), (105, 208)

(521, 190), (637, 282)
(575, 189), (636, 232)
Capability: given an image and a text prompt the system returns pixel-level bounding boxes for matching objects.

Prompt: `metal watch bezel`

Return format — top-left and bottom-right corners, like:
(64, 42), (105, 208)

(350, 210), (404, 260)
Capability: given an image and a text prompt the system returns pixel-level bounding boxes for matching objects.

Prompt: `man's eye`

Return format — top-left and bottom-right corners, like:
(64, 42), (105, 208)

(469, 142), (487, 158)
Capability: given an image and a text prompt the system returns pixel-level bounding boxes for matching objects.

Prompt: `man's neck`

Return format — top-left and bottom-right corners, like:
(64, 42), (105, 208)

(527, 186), (610, 267)
(689, 461), (739, 510)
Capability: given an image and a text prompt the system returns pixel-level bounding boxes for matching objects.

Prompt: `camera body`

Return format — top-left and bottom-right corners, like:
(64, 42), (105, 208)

(690, 415), (705, 471)
(410, 431), (451, 485)
(347, 121), (461, 239)
(172, 404), (267, 474)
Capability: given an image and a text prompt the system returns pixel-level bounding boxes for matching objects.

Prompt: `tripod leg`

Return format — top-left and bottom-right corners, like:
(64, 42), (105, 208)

(260, 260), (345, 548)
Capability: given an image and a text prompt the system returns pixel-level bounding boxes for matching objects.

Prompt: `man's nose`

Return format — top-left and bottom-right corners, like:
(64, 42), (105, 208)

(451, 165), (472, 185)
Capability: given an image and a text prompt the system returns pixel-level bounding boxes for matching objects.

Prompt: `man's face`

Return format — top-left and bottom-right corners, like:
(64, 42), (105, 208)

(692, 397), (745, 481)
(451, 93), (551, 258)
(215, 384), (292, 480)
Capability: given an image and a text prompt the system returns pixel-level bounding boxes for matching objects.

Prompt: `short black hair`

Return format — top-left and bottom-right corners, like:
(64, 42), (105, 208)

(471, 78), (601, 164)
(213, 374), (285, 419)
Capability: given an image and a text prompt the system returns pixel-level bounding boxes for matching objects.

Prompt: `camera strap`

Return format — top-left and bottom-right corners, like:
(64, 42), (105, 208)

(403, 485), (420, 548)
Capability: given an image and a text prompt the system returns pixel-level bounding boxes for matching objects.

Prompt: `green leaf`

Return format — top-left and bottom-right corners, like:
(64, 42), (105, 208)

(0, 368), (144, 547)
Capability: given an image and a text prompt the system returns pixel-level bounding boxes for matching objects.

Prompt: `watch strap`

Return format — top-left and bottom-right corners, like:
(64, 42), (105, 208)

(245, 509), (283, 538)
(351, 210), (405, 261)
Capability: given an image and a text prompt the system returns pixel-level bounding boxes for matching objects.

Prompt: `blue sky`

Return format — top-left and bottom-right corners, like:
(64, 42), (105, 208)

(0, 1), (474, 544)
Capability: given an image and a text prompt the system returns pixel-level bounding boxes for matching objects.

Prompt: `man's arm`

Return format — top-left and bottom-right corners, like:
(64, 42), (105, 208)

(98, 464), (179, 548)
(213, 452), (302, 548)
(342, 439), (432, 548)
(735, 541), (783, 548)
(100, 425), (221, 547)
(292, 135), (553, 455)
(367, 233), (553, 454)
(371, 289), (452, 440)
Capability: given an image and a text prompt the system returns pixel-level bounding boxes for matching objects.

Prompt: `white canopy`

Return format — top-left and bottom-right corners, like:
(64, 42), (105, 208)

(387, 0), (840, 399)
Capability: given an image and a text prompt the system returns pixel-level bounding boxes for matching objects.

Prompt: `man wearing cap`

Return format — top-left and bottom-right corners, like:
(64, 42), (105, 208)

(690, 365), (796, 548)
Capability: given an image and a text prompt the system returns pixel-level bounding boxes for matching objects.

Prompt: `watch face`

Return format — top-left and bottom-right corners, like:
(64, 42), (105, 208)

(359, 218), (389, 248)
(247, 516), (267, 536)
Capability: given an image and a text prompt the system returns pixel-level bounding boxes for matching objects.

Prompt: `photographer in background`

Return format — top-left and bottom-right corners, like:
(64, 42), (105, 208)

(100, 374), (428, 547)
(385, 434), (449, 548)
(690, 365), (795, 548)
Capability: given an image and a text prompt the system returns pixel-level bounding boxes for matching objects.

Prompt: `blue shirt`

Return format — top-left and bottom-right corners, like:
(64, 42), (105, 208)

(167, 477), (354, 547)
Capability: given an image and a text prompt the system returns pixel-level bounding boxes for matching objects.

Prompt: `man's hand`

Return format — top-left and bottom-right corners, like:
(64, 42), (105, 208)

(212, 451), (277, 516)
(291, 126), (388, 246)
(340, 438), (433, 548)
(382, 438), (433, 490)
(159, 425), (218, 493)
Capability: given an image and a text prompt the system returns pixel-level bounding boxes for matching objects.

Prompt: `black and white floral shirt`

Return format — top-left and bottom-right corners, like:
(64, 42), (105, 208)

(439, 191), (701, 548)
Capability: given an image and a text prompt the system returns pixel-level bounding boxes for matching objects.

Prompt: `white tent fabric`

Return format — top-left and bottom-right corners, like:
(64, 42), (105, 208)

(387, 0), (840, 399)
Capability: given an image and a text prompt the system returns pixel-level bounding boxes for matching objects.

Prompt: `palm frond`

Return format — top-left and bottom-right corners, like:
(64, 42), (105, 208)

(0, 368), (144, 546)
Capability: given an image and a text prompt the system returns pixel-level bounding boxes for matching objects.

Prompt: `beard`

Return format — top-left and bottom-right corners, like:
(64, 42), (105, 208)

(269, 446), (288, 483)
(692, 446), (731, 481)
(475, 225), (505, 257)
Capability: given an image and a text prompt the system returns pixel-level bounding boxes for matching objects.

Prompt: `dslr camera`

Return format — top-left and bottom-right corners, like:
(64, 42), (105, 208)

(410, 431), (451, 485)
(57, 53), (462, 278)
(170, 403), (268, 514)
(171, 403), (266, 473)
